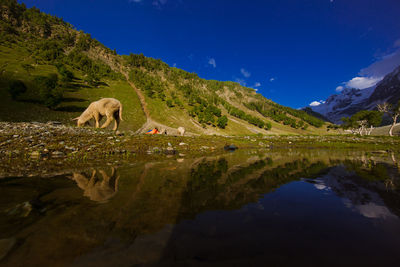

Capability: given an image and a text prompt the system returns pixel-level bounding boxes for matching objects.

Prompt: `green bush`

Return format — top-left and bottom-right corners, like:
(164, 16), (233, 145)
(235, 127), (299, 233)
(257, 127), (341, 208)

(40, 86), (63, 108)
(35, 39), (63, 62)
(7, 80), (27, 100)
(217, 115), (228, 129)
(34, 74), (63, 109)
(166, 99), (174, 107)
(56, 64), (74, 83)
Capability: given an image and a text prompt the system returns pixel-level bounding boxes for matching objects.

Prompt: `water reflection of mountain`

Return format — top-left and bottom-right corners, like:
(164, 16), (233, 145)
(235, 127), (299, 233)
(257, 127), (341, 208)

(0, 150), (399, 266)
(181, 157), (329, 218)
(310, 165), (398, 219)
(324, 161), (400, 219)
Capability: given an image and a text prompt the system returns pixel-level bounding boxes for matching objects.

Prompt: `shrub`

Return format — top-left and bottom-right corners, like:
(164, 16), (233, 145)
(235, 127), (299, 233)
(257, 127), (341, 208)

(7, 80), (27, 100)
(217, 115), (228, 129)
(35, 39), (63, 62)
(40, 86), (63, 108)
(166, 99), (174, 107)
(34, 74), (63, 109)
(56, 64), (74, 83)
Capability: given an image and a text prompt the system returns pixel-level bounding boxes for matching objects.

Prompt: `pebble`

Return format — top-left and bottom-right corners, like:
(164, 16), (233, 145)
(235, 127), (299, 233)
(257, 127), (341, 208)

(30, 151), (40, 158)
(47, 121), (62, 125)
(51, 151), (64, 157)
(165, 147), (176, 155)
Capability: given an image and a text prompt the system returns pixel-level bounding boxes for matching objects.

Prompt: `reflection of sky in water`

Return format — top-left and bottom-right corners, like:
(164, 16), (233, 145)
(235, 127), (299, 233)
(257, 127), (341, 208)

(314, 183), (328, 190)
(311, 166), (399, 220)
(354, 202), (395, 219)
(112, 169), (400, 266)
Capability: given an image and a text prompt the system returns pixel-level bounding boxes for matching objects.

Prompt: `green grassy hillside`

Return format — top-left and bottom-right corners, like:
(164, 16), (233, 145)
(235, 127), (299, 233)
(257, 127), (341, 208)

(0, 44), (146, 131)
(0, 0), (328, 135)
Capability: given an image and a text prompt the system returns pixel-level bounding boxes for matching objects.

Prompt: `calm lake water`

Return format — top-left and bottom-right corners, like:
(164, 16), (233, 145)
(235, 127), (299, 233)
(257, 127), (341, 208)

(1, 149), (400, 266)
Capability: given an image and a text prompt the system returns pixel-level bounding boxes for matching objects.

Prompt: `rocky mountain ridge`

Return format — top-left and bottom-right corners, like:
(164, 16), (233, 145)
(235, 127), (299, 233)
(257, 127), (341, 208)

(310, 65), (400, 124)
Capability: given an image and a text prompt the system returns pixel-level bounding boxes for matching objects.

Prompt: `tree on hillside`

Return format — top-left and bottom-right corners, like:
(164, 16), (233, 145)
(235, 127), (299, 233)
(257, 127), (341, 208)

(377, 101), (400, 136)
(7, 80), (27, 100)
(341, 110), (382, 135)
(362, 110), (382, 135)
(327, 124), (340, 132)
(217, 115), (228, 129)
(34, 74), (63, 109)
(56, 64), (74, 83)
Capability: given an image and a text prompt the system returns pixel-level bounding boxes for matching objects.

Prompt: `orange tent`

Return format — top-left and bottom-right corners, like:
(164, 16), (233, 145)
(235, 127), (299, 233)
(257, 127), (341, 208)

(146, 128), (159, 135)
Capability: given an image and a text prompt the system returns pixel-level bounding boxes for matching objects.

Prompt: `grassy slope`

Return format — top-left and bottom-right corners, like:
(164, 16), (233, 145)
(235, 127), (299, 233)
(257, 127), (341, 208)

(145, 96), (263, 135)
(0, 41), (332, 135)
(0, 44), (146, 131)
(140, 73), (331, 135)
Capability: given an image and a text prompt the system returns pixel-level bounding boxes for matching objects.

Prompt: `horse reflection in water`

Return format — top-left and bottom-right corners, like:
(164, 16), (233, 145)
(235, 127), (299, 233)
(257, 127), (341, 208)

(70, 167), (120, 203)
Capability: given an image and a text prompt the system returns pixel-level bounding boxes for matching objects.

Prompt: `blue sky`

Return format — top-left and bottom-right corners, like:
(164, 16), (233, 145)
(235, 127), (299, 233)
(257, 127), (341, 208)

(22, 0), (400, 108)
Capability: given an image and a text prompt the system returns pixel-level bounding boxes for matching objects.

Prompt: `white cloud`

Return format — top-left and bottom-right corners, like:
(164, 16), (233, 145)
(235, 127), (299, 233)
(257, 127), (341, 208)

(334, 41), (400, 93)
(310, 100), (325, 106)
(345, 76), (382, 89)
(240, 68), (251, 78)
(335, 85), (344, 92)
(359, 49), (400, 78)
(208, 58), (216, 68)
(269, 77), (275, 82)
(172, 63), (177, 67)
(153, 0), (167, 8)
(310, 101), (322, 107)
(129, 0), (143, 3)
(254, 82), (261, 87)
(393, 39), (400, 48)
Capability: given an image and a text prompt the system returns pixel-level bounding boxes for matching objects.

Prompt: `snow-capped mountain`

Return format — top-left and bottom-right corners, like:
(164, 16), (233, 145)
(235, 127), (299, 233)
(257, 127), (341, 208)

(309, 65), (400, 124)
(310, 86), (375, 124)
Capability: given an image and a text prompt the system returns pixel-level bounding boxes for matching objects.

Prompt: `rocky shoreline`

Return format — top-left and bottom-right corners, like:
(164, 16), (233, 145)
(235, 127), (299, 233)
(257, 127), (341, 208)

(0, 122), (399, 178)
(0, 122), (244, 178)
